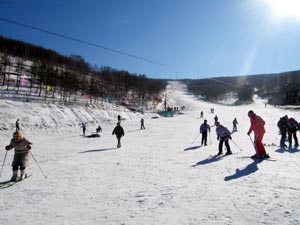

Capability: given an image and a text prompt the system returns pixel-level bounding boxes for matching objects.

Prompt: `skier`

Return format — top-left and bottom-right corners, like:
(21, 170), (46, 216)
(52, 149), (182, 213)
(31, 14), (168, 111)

(277, 116), (289, 148)
(247, 110), (269, 159)
(96, 125), (102, 133)
(81, 122), (86, 136)
(140, 118), (145, 130)
(5, 131), (32, 181)
(112, 122), (125, 148)
(287, 118), (300, 148)
(117, 115), (121, 123)
(200, 111), (203, 118)
(215, 122), (232, 156)
(232, 118), (238, 132)
(200, 119), (210, 146)
(15, 119), (20, 131)
(214, 115), (218, 125)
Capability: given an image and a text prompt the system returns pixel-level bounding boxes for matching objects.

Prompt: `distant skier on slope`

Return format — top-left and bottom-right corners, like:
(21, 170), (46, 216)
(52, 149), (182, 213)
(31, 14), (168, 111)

(232, 118), (238, 132)
(112, 122), (125, 148)
(215, 122), (232, 156)
(5, 131), (32, 181)
(247, 110), (269, 159)
(81, 122), (86, 136)
(15, 119), (20, 131)
(277, 115), (289, 148)
(287, 117), (300, 148)
(200, 119), (210, 146)
(140, 118), (145, 130)
(96, 125), (102, 133)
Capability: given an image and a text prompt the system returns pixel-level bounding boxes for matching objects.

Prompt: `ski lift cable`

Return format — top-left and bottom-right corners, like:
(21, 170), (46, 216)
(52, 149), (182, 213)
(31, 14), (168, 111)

(0, 17), (166, 67)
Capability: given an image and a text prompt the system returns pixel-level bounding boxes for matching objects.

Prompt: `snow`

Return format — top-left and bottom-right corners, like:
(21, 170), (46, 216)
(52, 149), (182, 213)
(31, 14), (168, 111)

(1, 80), (300, 225)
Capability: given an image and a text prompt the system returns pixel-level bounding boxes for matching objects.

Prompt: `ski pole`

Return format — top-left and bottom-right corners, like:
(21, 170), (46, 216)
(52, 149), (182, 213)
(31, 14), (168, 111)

(209, 132), (212, 145)
(0, 151), (8, 177)
(249, 135), (258, 155)
(191, 133), (200, 144)
(230, 139), (242, 151)
(30, 151), (47, 179)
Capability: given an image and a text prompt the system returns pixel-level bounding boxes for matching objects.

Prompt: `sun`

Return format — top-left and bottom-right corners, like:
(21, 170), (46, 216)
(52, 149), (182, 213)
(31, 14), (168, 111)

(266, 0), (300, 20)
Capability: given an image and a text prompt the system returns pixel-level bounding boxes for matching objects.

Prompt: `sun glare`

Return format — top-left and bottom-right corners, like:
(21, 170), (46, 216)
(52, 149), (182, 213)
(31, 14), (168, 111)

(266, 0), (300, 20)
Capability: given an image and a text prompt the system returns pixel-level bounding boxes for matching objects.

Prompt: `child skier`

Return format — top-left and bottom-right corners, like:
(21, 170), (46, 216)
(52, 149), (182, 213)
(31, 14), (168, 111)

(232, 118), (238, 132)
(200, 119), (210, 146)
(112, 122), (125, 148)
(5, 131), (32, 181)
(215, 122), (232, 156)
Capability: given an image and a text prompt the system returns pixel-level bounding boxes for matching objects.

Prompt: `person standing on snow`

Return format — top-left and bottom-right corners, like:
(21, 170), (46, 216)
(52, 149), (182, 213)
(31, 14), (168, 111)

(16, 119), (20, 131)
(5, 131), (32, 181)
(247, 110), (269, 159)
(277, 116), (289, 148)
(215, 122), (232, 156)
(200, 119), (210, 146)
(287, 118), (300, 148)
(140, 118), (145, 130)
(81, 122), (86, 136)
(232, 118), (238, 132)
(214, 115), (219, 125)
(112, 122), (125, 148)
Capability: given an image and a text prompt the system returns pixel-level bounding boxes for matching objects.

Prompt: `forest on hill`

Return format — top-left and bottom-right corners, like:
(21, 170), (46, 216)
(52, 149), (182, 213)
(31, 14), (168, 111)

(1, 34), (300, 107)
(0, 35), (167, 109)
(184, 70), (300, 106)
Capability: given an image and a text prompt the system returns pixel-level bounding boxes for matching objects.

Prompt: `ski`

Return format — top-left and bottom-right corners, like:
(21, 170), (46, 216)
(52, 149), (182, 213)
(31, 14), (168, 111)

(236, 156), (276, 161)
(0, 174), (32, 189)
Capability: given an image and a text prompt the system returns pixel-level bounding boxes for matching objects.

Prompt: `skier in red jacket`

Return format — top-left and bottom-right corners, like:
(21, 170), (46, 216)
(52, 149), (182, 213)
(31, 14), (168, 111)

(247, 110), (269, 159)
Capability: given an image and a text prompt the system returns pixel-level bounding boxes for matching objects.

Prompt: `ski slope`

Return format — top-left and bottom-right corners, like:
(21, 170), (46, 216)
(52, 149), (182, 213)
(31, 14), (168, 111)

(0, 81), (300, 225)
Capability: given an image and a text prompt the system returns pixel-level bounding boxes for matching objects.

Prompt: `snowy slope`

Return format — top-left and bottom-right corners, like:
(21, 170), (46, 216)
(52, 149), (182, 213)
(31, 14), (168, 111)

(0, 81), (300, 225)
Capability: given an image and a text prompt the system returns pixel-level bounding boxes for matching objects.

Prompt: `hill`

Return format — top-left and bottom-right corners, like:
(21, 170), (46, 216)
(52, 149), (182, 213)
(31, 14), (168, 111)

(1, 81), (300, 225)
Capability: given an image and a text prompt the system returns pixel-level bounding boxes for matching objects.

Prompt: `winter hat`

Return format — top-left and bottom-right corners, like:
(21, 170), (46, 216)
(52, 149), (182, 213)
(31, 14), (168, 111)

(13, 131), (22, 141)
(248, 110), (254, 117)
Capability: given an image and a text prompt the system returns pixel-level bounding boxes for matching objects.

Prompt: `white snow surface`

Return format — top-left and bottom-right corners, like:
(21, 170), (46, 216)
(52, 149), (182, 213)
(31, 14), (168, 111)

(1, 81), (300, 225)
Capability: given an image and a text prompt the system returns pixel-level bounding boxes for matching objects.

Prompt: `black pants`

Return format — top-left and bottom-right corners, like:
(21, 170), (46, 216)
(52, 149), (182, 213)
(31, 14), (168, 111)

(280, 131), (287, 147)
(219, 137), (231, 154)
(117, 136), (122, 148)
(288, 132), (298, 147)
(201, 131), (208, 145)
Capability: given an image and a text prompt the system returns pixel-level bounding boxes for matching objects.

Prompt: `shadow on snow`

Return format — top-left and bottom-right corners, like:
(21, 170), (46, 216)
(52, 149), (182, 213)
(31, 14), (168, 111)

(184, 145), (201, 151)
(191, 155), (224, 167)
(79, 147), (117, 153)
(224, 160), (261, 181)
(275, 147), (300, 154)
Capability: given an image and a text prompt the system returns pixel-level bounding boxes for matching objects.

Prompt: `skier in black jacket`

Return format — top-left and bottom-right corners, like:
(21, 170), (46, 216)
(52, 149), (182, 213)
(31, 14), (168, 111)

(112, 122), (125, 148)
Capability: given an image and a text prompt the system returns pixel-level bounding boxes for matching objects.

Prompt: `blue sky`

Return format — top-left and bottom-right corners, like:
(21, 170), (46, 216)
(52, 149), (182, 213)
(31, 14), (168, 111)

(0, 0), (300, 79)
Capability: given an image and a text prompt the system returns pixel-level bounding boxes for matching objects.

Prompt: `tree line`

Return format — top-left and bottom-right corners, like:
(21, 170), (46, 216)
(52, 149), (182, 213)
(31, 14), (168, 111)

(0, 35), (167, 106)
(184, 70), (300, 106)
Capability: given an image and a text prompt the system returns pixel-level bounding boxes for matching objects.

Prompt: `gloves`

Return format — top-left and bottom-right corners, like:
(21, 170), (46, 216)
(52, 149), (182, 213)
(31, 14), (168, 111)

(247, 131), (251, 136)
(229, 136), (232, 140)
(5, 146), (11, 151)
(26, 145), (31, 151)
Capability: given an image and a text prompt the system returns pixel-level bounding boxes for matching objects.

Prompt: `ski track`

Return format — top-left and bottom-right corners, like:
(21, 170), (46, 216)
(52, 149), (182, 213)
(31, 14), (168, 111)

(1, 81), (300, 224)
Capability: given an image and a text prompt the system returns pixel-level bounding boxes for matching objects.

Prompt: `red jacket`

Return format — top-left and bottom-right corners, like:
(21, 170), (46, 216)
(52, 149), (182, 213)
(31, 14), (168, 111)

(248, 114), (265, 133)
